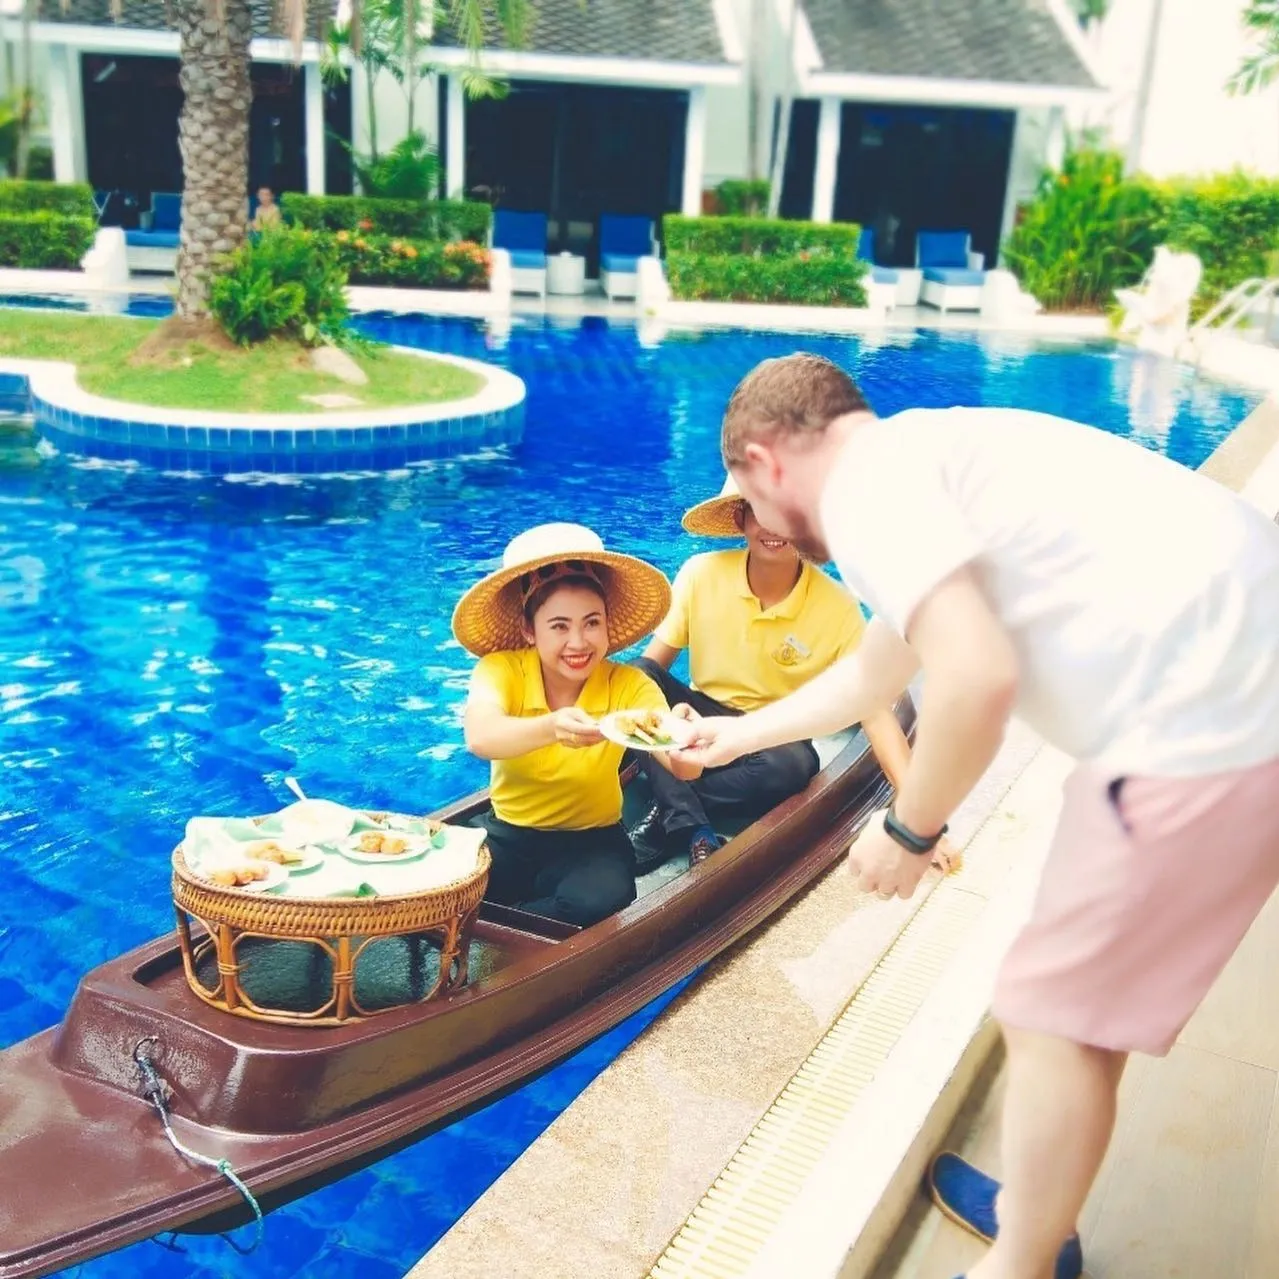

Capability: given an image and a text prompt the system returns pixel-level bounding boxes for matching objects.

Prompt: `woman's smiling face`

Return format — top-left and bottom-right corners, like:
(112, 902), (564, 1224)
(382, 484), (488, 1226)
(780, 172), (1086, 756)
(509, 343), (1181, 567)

(523, 581), (609, 685)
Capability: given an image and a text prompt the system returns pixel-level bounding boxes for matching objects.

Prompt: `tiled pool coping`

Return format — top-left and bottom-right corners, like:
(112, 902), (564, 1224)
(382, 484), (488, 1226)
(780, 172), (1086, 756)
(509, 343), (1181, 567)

(0, 347), (525, 474)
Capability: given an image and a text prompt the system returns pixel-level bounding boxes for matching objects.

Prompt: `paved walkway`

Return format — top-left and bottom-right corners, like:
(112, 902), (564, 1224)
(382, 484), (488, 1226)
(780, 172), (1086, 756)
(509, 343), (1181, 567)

(873, 882), (1279, 1279)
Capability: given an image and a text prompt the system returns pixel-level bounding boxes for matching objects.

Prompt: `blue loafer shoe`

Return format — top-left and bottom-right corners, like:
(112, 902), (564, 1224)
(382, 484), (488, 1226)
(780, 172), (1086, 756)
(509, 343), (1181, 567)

(926, 1153), (1084, 1279)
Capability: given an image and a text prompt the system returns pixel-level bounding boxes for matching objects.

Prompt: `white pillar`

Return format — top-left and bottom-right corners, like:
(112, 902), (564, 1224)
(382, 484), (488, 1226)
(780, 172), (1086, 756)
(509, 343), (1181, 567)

(350, 62), (370, 162)
(681, 86), (707, 217)
(446, 74), (466, 199)
(304, 62), (326, 194)
(811, 96), (841, 223)
(47, 45), (85, 183)
(1045, 105), (1067, 172)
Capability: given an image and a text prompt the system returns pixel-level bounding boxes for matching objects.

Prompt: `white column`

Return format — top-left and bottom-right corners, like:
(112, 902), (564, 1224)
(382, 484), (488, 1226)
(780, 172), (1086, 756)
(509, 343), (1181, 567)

(681, 86), (707, 217)
(304, 62), (326, 195)
(811, 96), (841, 223)
(46, 45), (84, 184)
(1045, 105), (1067, 172)
(65, 47), (87, 181)
(350, 62), (370, 163)
(446, 74), (466, 199)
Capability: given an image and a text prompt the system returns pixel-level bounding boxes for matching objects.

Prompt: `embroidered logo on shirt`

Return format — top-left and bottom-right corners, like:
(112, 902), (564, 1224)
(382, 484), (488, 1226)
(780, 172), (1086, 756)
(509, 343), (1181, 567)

(772, 634), (812, 667)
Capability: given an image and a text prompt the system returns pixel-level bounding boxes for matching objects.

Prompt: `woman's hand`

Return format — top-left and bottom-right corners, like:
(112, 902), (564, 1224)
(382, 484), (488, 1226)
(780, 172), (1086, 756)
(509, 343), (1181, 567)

(549, 707), (603, 749)
(670, 702), (701, 723)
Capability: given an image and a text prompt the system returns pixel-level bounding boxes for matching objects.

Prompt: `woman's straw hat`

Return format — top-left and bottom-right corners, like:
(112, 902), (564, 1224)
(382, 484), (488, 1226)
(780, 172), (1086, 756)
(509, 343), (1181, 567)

(452, 523), (672, 658)
(682, 475), (747, 538)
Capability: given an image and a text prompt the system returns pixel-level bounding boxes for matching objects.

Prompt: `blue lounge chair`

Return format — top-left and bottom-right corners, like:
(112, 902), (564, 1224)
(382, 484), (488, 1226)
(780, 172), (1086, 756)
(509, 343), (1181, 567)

(857, 228), (900, 286)
(125, 193), (182, 273)
(917, 230), (987, 312)
(599, 215), (656, 301)
(491, 210), (548, 297)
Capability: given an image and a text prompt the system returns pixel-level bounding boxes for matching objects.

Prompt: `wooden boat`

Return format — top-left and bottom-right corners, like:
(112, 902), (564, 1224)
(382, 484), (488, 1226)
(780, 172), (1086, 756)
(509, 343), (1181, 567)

(0, 701), (911, 1279)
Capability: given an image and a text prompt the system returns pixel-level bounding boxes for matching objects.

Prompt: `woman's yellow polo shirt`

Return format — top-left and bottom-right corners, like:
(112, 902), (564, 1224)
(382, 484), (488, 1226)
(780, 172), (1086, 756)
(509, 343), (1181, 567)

(654, 550), (867, 712)
(468, 648), (667, 831)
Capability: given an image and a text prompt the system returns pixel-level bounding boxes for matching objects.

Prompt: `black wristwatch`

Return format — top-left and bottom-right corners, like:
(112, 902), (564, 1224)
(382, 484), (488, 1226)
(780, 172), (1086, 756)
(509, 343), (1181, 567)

(883, 804), (947, 856)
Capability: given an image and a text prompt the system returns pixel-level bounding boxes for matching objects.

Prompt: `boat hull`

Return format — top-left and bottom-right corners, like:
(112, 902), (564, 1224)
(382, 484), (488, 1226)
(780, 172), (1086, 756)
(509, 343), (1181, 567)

(0, 704), (908, 1278)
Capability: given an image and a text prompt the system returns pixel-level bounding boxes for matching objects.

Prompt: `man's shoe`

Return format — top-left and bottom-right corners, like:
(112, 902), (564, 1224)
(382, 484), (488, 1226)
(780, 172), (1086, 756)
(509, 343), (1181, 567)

(631, 807), (673, 874)
(926, 1153), (1084, 1279)
(688, 826), (725, 867)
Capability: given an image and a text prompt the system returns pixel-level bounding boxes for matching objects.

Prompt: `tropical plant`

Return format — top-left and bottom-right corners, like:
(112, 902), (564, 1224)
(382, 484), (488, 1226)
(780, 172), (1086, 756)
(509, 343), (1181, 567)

(208, 225), (349, 345)
(1229, 0), (1279, 95)
(350, 130), (440, 199)
(715, 179), (769, 216)
(1071, 0), (1110, 27)
(123, 0), (528, 325)
(1003, 144), (1163, 311)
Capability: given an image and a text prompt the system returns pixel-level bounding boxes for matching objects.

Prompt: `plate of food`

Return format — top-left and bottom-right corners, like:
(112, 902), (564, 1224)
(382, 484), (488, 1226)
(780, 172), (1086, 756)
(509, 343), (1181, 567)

(244, 839), (325, 875)
(334, 830), (435, 865)
(197, 860), (288, 893)
(277, 798), (356, 847)
(598, 708), (694, 753)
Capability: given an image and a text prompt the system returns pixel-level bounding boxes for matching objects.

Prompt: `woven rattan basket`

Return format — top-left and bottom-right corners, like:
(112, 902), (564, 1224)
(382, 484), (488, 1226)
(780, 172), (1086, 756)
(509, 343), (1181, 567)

(172, 838), (490, 1026)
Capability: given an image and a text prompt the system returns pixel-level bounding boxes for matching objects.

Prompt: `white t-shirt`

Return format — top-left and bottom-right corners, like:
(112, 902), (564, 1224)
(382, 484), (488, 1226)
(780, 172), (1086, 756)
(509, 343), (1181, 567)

(820, 407), (1279, 776)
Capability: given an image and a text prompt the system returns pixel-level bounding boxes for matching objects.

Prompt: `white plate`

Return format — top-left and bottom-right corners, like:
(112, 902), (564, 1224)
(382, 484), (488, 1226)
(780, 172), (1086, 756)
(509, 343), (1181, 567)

(335, 832), (433, 865)
(277, 799), (356, 847)
(244, 842), (326, 875)
(196, 860), (288, 893)
(597, 710), (694, 754)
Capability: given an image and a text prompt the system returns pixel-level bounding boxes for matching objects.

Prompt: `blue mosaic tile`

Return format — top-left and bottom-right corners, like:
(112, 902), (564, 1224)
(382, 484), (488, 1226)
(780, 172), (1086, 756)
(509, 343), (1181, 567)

(273, 429), (296, 452)
(186, 426), (208, 448)
(292, 429), (316, 450)
(406, 420), (423, 441)
(353, 427), (373, 447)
(165, 424), (186, 446)
(335, 428), (355, 447)
(209, 427), (230, 449)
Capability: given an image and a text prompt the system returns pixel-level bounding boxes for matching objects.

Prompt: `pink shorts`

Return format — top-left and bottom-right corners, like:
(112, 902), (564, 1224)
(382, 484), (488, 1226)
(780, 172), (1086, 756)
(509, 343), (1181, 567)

(993, 754), (1279, 1056)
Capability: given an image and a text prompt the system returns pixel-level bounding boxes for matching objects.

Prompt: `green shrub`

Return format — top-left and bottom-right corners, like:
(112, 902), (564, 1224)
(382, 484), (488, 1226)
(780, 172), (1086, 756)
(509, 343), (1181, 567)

(352, 132), (440, 200)
(1159, 171), (1279, 306)
(26, 146), (54, 182)
(0, 209), (95, 268)
(664, 214), (861, 257)
(280, 193), (490, 242)
(209, 226), (350, 346)
(321, 230), (490, 290)
(1002, 146), (1164, 312)
(715, 179), (769, 217)
(0, 179), (95, 219)
(666, 250), (867, 307)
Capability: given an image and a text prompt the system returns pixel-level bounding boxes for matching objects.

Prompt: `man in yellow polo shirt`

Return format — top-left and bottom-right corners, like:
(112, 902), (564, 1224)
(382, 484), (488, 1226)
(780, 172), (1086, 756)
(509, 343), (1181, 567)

(632, 477), (914, 869)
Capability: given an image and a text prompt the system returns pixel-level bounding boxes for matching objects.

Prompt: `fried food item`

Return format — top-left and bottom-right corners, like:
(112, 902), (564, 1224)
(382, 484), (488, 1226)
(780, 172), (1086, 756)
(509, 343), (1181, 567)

(357, 832), (411, 856)
(246, 840), (304, 865)
(208, 863), (270, 887)
(614, 708), (674, 746)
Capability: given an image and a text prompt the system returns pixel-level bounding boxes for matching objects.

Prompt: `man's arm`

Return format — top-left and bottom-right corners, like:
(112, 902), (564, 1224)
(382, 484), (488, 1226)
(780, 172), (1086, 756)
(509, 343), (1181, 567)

(641, 638), (681, 671)
(890, 566), (1019, 837)
(859, 706), (912, 791)
(680, 618), (918, 765)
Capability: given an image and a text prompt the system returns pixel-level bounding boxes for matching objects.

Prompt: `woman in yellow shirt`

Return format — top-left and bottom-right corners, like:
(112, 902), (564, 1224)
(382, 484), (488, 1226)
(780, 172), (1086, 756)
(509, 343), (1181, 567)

(452, 523), (702, 926)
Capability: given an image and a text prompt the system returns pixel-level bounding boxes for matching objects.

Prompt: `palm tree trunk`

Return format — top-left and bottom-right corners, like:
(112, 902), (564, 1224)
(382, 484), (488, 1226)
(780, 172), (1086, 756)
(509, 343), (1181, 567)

(173, 0), (253, 321)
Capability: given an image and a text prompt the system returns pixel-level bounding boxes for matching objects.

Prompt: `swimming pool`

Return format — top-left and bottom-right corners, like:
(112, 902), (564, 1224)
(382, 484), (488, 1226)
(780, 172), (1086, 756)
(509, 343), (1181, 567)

(0, 316), (1259, 1278)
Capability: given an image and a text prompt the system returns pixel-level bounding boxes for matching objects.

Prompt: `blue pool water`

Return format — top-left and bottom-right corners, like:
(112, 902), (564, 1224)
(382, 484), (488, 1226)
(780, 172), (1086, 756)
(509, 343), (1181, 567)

(0, 314), (1260, 1278)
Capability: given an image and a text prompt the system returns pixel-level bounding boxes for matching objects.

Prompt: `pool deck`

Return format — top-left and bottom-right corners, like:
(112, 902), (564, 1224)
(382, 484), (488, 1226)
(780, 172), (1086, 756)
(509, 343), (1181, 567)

(405, 345), (1279, 1279)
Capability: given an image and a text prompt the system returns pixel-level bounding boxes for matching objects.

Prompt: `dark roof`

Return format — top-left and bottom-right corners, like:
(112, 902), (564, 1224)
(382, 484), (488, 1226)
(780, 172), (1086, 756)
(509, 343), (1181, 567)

(40, 0), (338, 42)
(802, 0), (1096, 88)
(437, 0), (731, 65)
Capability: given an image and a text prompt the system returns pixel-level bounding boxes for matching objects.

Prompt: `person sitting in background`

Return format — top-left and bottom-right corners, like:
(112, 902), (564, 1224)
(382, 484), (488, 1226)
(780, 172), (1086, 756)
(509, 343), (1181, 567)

(632, 476), (957, 872)
(453, 523), (702, 927)
(250, 186), (281, 231)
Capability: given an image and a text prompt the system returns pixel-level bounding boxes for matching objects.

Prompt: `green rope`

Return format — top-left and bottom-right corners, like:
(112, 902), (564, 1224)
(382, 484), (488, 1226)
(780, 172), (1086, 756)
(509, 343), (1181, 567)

(133, 1038), (265, 1252)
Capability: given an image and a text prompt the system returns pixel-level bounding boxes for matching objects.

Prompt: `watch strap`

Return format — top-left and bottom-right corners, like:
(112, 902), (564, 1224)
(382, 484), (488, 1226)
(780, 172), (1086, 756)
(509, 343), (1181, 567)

(883, 805), (947, 856)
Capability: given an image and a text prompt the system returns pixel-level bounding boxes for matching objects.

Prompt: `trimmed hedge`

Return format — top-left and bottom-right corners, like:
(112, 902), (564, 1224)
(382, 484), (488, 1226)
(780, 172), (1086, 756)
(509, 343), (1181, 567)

(0, 209), (96, 269)
(281, 194), (490, 242)
(322, 230), (490, 290)
(664, 214), (862, 257)
(663, 214), (867, 307)
(667, 251), (867, 307)
(0, 179), (95, 219)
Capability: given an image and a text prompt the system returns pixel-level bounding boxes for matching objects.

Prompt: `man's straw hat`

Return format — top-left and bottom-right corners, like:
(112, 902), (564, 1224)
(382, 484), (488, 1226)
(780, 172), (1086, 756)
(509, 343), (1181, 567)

(681, 475), (747, 538)
(452, 523), (671, 657)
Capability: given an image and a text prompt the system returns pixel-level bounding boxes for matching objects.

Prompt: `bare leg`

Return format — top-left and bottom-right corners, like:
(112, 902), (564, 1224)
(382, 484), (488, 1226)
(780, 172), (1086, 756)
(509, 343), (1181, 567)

(969, 1026), (1127, 1279)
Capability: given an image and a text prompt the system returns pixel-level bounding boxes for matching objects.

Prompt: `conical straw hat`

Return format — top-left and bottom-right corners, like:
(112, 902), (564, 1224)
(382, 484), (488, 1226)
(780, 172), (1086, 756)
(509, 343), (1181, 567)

(682, 475), (747, 538)
(452, 523), (672, 658)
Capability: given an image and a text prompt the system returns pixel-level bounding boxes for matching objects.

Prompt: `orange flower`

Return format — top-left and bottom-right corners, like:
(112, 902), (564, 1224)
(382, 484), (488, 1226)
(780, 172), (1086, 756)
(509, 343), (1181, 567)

(355, 238), (367, 250)
(405, 244), (418, 259)
(336, 229), (349, 242)
(358, 218), (373, 231)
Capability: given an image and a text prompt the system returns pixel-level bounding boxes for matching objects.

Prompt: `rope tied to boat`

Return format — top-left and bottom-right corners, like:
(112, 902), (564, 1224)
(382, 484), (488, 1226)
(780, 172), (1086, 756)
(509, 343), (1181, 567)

(132, 1036), (264, 1252)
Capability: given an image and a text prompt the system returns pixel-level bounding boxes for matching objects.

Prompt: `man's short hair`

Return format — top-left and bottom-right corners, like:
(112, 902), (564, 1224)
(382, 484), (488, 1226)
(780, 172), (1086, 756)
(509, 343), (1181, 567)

(721, 353), (872, 466)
